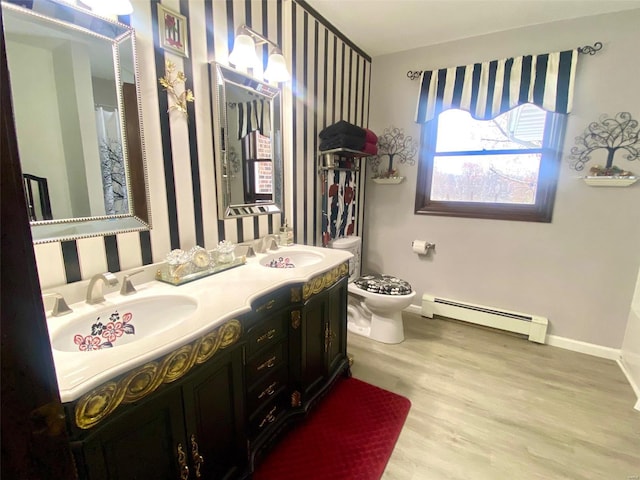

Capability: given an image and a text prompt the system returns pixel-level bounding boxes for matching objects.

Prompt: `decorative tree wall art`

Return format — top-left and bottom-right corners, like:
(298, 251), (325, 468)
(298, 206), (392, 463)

(158, 60), (194, 117)
(371, 126), (418, 182)
(569, 111), (639, 177)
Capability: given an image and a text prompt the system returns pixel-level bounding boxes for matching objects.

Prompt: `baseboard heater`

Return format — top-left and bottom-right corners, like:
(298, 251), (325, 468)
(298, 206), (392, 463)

(421, 294), (548, 344)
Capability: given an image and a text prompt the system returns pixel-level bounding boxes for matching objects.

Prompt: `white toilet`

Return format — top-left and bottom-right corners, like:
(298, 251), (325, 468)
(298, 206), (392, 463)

(330, 236), (416, 344)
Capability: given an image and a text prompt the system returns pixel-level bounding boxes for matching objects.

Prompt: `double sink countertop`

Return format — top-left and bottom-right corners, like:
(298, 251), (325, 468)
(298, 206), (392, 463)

(43, 244), (352, 403)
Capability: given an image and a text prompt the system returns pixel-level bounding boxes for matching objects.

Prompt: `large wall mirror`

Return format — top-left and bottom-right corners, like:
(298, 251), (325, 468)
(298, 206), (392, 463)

(1, 0), (150, 244)
(210, 62), (283, 219)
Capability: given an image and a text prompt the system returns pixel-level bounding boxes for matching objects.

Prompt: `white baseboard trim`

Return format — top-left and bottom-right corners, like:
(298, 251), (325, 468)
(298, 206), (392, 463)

(546, 335), (621, 361)
(405, 306), (637, 408)
(406, 307), (621, 360)
(617, 357), (640, 412)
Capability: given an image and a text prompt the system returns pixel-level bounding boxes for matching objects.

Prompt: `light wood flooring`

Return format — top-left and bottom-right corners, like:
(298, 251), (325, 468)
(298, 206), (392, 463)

(347, 312), (640, 480)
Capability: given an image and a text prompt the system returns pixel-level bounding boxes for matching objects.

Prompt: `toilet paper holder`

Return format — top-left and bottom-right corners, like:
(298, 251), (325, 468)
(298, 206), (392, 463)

(411, 240), (435, 255)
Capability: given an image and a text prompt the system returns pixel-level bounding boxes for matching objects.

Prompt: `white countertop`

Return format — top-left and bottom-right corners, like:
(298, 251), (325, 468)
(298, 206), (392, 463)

(44, 244), (352, 403)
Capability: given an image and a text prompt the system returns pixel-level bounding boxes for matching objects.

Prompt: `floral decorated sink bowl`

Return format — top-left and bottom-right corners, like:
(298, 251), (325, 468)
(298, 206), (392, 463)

(50, 295), (198, 352)
(260, 250), (324, 269)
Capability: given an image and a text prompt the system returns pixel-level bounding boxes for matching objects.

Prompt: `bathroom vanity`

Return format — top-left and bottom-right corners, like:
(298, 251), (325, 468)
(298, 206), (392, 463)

(48, 245), (351, 479)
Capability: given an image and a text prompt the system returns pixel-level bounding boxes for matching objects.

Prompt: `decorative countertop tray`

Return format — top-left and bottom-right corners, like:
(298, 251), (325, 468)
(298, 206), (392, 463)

(155, 256), (246, 286)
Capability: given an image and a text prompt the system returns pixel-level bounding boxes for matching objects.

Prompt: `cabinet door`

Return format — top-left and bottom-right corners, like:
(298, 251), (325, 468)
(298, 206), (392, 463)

(75, 388), (187, 480)
(325, 276), (348, 376)
(298, 291), (327, 399)
(182, 347), (246, 480)
(293, 276), (349, 402)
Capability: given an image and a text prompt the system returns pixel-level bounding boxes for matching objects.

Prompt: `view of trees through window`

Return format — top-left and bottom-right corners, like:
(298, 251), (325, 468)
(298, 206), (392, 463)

(430, 105), (547, 205)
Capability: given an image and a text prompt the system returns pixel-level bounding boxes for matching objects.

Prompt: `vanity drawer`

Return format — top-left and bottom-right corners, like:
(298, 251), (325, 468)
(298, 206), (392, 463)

(246, 341), (287, 387)
(248, 391), (287, 438)
(246, 313), (287, 357)
(247, 366), (288, 415)
(247, 287), (291, 325)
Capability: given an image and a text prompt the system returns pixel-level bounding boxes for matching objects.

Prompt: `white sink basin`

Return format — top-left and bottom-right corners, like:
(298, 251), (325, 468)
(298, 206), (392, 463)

(260, 250), (324, 268)
(51, 295), (198, 352)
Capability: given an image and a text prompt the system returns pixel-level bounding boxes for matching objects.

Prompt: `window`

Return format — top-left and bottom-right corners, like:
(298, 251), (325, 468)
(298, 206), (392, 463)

(415, 104), (567, 222)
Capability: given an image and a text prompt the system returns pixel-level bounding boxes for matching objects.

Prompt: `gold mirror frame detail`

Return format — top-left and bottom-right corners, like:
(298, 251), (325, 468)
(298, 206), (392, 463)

(74, 319), (242, 429)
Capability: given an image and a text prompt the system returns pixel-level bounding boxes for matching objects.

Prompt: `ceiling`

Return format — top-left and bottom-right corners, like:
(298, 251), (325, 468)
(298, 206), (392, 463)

(303, 0), (640, 57)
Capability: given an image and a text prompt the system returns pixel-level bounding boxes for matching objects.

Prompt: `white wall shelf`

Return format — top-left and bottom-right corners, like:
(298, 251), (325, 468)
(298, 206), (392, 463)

(582, 176), (638, 187)
(372, 177), (404, 184)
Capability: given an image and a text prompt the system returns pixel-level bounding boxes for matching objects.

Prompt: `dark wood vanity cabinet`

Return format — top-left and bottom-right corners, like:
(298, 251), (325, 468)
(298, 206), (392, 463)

(181, 347), (247, 479)
(244, 266), (350, 470)
(290, 275), (349, 405)
(70, 346), (246, 480)
(72, 386), (185, 480)
(244, 299), (291, 440)
(66, 263), (350, 479)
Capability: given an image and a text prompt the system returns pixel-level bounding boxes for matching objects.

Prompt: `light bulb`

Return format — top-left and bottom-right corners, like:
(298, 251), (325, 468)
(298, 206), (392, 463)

(264, 50), (290, 82)
(228, 34), (259, 68)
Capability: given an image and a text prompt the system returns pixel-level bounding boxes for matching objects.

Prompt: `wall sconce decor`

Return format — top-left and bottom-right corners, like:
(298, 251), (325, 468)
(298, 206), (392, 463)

(569, 112), (639, 185)
(371, 126), (418, 183)
(157, 4), (189, 57)
(159, 60), (194, 117)
(228, 24), (290, 82)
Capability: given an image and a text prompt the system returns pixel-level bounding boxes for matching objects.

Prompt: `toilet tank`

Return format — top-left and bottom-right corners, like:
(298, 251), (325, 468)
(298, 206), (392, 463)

(329, 236), (361, 282)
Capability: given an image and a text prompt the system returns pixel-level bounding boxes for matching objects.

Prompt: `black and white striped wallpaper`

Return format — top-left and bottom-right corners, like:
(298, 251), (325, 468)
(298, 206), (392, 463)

(34, 0), (371, 289)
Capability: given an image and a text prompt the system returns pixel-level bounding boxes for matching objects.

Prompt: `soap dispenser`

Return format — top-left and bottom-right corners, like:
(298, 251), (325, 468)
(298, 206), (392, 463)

(280, 220), (294, 246)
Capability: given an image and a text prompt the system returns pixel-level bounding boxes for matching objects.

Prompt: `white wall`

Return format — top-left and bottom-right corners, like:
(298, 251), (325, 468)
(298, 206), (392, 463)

(55, 41), (101, 218)
(366, 10), (640, 348)
(621, 265), (640, 409)
(7, 41), (73, 219)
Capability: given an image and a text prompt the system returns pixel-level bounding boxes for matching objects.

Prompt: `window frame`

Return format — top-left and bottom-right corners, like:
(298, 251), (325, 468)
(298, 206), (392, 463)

(415, 109), (567, 223)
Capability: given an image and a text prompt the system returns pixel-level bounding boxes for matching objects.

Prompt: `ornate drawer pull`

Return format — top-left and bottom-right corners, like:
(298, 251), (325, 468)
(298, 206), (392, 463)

(256, 328), (277, 343)
(258, 381), (278, 400)
(191, 434), (204, 478)
(256, 299), (276, 312)
(324, 323), (336, 353)
(257, 355), (276, 371)
(259, 405), (277, 428)
(177, 443), (189, 480)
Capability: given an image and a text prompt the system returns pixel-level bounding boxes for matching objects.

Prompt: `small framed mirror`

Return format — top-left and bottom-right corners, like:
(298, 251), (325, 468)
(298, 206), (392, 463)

(1, 0), (150, 244)
(210, 62), (283, 219)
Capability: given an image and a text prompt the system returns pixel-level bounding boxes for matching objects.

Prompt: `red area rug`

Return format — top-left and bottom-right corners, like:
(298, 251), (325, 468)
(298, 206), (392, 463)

(253, 377), (411, 480)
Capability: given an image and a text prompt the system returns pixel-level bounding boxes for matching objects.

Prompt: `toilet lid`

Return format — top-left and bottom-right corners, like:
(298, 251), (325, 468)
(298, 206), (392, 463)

(354, 274), (412, 295)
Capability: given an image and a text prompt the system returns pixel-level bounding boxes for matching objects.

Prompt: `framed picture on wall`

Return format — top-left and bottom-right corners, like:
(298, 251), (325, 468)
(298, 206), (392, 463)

(157, 4), (189, 58)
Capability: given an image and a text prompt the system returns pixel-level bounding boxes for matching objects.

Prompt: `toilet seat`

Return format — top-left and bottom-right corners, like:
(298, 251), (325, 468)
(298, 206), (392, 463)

(353, 274), (412, 296)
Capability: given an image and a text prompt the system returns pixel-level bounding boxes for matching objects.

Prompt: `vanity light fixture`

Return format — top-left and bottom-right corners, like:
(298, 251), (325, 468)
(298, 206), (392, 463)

(229, 24), (290, 82)
(80, 0), (134, 15)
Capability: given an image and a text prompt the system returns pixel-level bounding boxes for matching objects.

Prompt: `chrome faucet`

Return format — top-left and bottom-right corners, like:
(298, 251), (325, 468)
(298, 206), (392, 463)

(264, 235), (280, 251)
(120, 269), (144, 296)
(86, 272), (119, 304)
(253, 235), (280, 254)
(42, 292), (73, 317)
